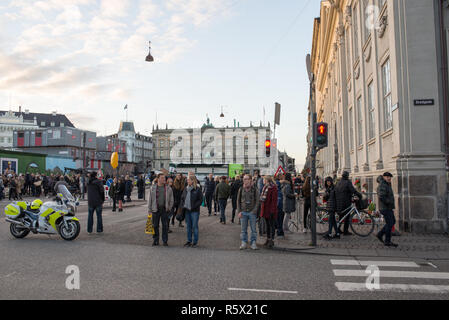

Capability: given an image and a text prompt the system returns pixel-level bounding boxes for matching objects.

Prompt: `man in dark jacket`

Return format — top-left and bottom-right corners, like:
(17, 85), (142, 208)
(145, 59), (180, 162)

(376, 172), (398, 247)
(215, 176), (231, 224)
(204, 174), (216, 216)
(125, 175), (133, 202)
(87, 171), (105, 233)
(335, 171), (362, 235)
(230, 175), (243, 223)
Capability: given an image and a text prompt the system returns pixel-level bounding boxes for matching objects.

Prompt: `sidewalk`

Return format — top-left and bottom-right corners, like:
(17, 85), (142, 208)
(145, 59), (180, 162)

(273, 230), (449, 260)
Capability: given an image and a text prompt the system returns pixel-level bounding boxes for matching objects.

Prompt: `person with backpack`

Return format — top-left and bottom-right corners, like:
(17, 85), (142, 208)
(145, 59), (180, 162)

(323, 177), (339, 240)
(87, 171), (105, 234)
(335, 171), (362, 236)
(237, 174), (260, 250)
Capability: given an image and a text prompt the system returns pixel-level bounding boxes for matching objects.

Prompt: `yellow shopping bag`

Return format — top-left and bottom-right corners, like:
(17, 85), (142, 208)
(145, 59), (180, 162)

(145, 213), (155, 235)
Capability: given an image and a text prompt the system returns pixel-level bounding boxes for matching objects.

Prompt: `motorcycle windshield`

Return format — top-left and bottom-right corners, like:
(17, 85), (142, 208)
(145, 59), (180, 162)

(57, 184), (75, 202)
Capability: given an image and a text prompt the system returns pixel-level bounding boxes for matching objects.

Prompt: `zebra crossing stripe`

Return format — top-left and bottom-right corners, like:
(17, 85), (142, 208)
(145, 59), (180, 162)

(335, 282), (449, 293)
(333, 269), (449, 280)
(331, 259), (420, 268)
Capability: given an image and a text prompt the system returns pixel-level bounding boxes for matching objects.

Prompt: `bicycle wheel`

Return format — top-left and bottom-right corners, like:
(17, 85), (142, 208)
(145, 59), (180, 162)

(307, 209), (329, 236)
(350, 210), (375, 237)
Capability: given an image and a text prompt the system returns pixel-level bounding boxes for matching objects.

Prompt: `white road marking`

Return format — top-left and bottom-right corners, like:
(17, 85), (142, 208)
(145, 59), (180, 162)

(331, 259), (419, 268)
(427, 262), (438, 269)
(335, 282), (449, 293)
(333, 269), (449, 280)
(228, 288), (298, 294)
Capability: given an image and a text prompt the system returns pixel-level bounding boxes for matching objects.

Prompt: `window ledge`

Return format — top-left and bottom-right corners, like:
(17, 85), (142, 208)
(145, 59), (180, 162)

(381, 128), (393, 139)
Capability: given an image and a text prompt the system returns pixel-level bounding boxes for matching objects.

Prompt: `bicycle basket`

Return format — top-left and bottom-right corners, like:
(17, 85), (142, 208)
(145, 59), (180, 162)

(356, 198), (369, 210)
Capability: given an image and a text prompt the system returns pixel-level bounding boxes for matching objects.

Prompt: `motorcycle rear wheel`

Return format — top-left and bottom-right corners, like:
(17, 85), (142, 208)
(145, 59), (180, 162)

(59, 220), (80, 241)
(10, 223), (30, 239)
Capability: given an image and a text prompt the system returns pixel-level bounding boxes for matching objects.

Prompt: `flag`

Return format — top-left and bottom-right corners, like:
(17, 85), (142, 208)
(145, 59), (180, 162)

(124, 104), (128, 110)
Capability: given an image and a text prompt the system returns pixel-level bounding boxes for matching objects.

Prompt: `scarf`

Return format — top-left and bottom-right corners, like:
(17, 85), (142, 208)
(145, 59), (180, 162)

(184, 185), (194, 210)
(260, 182), (273, 202)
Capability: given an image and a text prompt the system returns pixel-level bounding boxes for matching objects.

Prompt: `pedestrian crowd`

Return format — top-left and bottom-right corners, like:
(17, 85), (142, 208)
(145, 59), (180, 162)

(5, 167), (398, 249)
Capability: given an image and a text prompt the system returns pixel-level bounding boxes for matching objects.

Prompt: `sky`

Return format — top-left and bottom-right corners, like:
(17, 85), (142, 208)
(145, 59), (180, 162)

(0, 0), (321, 169)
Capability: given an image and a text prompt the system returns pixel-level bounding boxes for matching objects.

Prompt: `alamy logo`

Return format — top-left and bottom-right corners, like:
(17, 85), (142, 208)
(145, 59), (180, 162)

(65, 265), (80, 290)
(365, 5), (381, 32)
(365, 265), (380, 290)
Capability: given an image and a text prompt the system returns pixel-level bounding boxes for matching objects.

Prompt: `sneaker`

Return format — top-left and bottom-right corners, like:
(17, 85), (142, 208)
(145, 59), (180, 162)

(191, 243), (198, 248)
(267, 240), (274, 249)
(184, 242), (192, 247)
(251, 242), (258, 250)
(385, 242), (398, 247)
(240, 242), (247, 250)
(152, 242), (159, 246)
(163, 242), (168, 247)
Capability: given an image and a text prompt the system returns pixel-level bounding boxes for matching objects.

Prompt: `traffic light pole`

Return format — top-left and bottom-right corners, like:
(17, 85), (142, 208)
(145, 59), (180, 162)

(310, 94), (317, 247)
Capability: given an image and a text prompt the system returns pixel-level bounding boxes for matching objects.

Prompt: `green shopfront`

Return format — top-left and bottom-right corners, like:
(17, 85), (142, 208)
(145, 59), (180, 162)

(0, 150), (46, 175)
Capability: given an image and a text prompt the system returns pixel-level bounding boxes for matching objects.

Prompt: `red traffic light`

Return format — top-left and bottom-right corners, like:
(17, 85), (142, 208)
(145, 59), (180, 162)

(265, 140), (271, 148)
(318, 124), (326, 135)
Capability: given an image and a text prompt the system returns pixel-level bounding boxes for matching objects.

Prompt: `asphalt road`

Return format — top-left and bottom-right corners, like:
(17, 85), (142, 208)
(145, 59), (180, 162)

(1, 200), (449, 300)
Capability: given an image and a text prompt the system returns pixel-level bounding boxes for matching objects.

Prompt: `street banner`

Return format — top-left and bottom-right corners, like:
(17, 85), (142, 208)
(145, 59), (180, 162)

(145, 214), (155, 235)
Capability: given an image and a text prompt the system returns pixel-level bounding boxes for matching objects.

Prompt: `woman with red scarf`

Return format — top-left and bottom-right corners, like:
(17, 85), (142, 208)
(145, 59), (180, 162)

(260, 176), (278, 249)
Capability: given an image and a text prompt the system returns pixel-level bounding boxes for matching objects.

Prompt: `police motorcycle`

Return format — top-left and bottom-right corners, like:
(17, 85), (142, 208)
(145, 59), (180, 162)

(4, 182), (81, 241)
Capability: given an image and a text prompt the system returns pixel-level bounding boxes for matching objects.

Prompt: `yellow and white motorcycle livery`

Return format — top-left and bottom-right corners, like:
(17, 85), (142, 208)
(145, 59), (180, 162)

(4, 182), (81, 241)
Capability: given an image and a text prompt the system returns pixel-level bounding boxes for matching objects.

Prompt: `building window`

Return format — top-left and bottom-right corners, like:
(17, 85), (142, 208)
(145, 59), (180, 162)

(349, 107), (354, 151)
(363, 0), (371, 43)
(60, 122), (64, 127)
(382, 58), (393, 131)
(357, 96), (363, 146)
(368, 82), (375, 140)
(51, 122), (55, 127)
(41, 121), (46, 127)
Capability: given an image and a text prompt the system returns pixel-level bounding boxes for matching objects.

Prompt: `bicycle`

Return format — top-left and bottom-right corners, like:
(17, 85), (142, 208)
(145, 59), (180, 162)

(307, 200), (375, 237)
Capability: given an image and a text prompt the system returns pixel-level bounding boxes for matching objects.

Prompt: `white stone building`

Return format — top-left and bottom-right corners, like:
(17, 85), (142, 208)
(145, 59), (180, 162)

(308, 0), (449, 233)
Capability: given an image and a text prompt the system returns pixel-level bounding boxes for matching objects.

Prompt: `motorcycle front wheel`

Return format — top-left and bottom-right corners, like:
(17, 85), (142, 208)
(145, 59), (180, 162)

(10, 223), (30, 239)
(58, 220), (80, 241)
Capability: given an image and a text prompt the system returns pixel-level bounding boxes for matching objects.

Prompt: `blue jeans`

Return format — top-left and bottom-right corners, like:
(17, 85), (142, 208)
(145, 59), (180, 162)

(185, 211), (199, 244)
(87, 206), (103, 233)
(240, 212), (257, 244)
(219, 199), (227, 223)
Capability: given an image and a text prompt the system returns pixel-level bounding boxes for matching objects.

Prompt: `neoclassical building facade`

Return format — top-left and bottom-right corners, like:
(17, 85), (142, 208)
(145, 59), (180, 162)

(309, 0), (449, 233)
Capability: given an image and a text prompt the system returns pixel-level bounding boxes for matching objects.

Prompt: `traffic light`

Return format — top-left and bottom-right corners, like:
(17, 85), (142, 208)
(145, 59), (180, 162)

(315, 122), (328, 150)
(265, 139), (271, 157)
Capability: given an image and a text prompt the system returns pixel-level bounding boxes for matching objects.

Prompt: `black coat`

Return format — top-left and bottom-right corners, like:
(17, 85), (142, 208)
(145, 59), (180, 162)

(125, 180), (133, 196)
(87, 178), (105, 207)
(323, 185), (337, 212)
(204, 179), (216, 195)
(335, 178), (362, 212)
(377, 176), (395, 210)
(231, 180), (242, 199)
(118, 182), (126, 199)
(180, 186), (203, 213)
